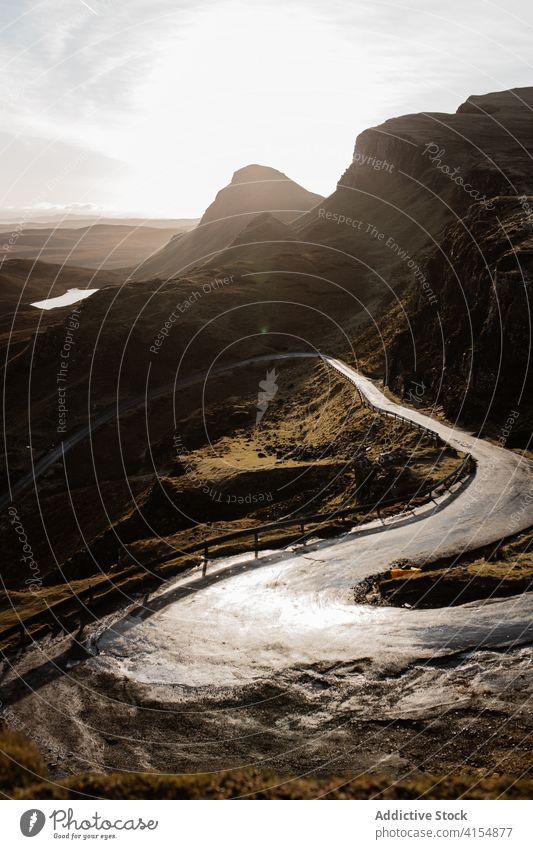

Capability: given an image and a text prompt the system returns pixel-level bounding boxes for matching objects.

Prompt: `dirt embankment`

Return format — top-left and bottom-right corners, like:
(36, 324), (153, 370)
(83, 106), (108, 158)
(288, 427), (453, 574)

(2, 729), (531, 800)
(354, 526), (533, 609)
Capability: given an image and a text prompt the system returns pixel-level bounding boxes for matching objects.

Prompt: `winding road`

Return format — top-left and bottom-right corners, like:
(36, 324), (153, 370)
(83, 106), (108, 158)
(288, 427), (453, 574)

(94, 356), (533, 704)
(5, 354), (533, 778)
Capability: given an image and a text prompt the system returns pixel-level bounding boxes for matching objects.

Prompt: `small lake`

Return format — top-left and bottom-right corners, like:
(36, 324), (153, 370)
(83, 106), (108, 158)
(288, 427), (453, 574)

(31, 287), (99, 310)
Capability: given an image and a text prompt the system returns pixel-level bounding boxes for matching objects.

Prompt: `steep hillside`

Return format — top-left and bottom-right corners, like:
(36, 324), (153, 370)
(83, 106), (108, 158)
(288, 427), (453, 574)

(132, 164), (323, 280)
(294, 86), (533, 302)
(384, 195), (533, 441)
(279, 85), (533, 440)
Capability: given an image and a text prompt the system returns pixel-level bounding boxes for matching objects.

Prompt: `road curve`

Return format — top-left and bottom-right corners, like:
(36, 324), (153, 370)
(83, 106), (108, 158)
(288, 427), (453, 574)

(95, 356), (533, 695)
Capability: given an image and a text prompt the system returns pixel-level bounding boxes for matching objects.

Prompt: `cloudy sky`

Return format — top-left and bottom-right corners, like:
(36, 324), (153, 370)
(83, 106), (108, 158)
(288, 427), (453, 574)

(1, 0), (532, 217)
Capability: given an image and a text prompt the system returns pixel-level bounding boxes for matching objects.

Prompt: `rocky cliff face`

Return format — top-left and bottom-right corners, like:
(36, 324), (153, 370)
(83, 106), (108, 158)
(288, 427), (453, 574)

(291, 85), (533, 440)
(385, 195), (533, 441)
(296, 87), (533, 286)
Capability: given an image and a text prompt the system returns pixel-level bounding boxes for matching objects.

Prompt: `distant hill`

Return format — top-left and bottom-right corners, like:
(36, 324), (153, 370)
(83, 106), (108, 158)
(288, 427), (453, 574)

(131, 164), (323, 280)
(0, 215), (199, 231)
(0, 223), (192, 270)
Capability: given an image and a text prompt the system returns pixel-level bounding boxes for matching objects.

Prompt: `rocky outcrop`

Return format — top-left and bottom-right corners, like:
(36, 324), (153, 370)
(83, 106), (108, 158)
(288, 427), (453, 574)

(132, 165), (322, 280)
(294, 86), (533, 311)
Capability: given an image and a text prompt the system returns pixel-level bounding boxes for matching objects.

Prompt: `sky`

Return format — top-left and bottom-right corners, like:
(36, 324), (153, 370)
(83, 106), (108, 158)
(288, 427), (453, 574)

(0, 0), (532, 218)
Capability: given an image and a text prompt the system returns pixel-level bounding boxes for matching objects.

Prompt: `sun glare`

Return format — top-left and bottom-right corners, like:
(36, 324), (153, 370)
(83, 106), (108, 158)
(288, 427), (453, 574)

(110, 3), (375, 215)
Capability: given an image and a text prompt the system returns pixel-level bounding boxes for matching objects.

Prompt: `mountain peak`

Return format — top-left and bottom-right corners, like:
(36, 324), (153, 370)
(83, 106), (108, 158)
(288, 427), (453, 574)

(132, 164), (322, 279)
(230, 164), (289, 185)
(199, 164), (322, 226)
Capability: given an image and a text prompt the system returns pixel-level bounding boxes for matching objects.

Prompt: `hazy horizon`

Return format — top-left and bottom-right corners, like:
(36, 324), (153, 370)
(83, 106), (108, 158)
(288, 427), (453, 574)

(1, 0), (533, 218)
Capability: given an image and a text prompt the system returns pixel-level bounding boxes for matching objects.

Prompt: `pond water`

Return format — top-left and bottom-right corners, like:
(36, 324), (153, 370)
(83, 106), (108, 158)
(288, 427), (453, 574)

(31, 287), (99, 310)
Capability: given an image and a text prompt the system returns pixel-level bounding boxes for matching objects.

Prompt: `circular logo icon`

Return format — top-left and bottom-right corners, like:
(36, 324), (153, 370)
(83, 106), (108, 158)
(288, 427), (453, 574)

(20, 809), (46, 837)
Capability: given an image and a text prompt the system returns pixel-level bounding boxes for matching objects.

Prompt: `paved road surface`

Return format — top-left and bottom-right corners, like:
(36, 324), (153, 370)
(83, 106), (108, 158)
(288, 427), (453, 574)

(94, 356), (533, 705)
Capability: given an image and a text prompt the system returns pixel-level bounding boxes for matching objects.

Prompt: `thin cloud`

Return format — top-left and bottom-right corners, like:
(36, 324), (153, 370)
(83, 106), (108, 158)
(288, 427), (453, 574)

(0, 0), (532, 215)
